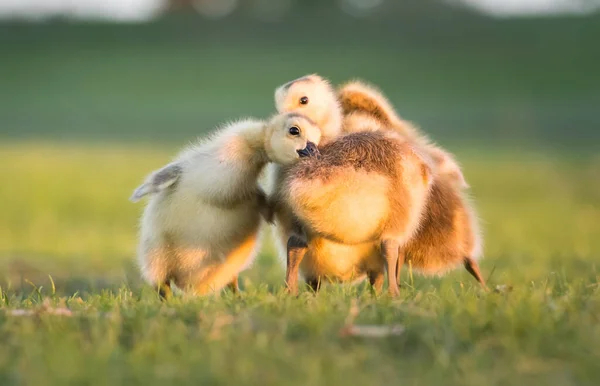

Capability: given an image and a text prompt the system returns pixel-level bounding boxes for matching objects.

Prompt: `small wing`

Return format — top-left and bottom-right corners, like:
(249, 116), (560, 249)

(427, 146), (469, 189)
(129, 163), (182, 202)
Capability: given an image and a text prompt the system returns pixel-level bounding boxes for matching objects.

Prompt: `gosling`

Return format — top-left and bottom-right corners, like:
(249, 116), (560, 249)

(130, 114), (321, 298)
(278, 130), (434, 295)
(274, 75), (486, 292)
(270, 75), (412, 292)
(336, 80), (484, 286)
(281, 128), (486, 295)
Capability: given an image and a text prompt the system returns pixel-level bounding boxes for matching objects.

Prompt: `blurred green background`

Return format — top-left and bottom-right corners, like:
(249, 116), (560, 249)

(1, 1), (599, 148)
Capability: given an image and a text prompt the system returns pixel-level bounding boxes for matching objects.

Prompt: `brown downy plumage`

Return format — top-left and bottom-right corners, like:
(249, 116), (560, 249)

(338, 80), (469, 189)
(337, 80), (484, 286)
(274, 74), (486, 292)
(279, 130), (434, 296)
(399, 173), (484, 284)
(271, 75), (369, 292)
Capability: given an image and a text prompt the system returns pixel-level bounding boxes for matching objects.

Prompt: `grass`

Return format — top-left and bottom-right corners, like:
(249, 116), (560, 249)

(0, 142), (599, 385)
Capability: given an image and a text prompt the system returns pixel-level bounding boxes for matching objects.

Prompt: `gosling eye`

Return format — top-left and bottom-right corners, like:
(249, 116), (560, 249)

(288, 126), (301, 136)
(299, 96), (309, 105)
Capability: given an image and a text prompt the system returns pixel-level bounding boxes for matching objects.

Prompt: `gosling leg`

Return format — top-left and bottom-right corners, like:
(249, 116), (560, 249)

(228, 276), (239, 294)
(464, 257), (487, 289)
(286, 235), (308, 295)
(380, 239), (400, 296)
(368, 270), (385, 294)
(395, 247), (405, 288)
(396, 250), (406, 291)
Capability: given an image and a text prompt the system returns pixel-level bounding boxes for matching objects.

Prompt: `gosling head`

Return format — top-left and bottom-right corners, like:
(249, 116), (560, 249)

(274, 74), (342, 140)
(265, 112), (322, 165)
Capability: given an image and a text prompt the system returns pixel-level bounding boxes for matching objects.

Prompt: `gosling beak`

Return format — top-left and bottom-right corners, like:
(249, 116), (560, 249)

(297, 142), (320, 158)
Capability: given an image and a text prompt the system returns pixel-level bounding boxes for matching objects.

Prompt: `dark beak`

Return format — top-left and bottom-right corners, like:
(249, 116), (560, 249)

(297, 142), (320, 158)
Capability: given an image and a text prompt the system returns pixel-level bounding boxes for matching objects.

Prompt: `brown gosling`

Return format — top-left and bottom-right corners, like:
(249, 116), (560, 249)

(273, 74), (486, 292)
(130, 114), (322, 298)
(336, 80), (484, 286)
(279, 130), (434, 296)
(271, 75), (389, 292)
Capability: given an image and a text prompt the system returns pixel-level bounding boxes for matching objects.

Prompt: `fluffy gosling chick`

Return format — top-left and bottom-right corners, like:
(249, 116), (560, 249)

(270, 75), (390, 293)
(280, 130), (434, 296)
(274, 74), (343, 143)
(336, 80), (485, 286)
(130, 115), (321, 298)
(274, 75), (486, 292)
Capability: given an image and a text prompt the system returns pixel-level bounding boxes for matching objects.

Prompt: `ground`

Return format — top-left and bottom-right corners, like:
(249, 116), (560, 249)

(0, 143), (599, 385)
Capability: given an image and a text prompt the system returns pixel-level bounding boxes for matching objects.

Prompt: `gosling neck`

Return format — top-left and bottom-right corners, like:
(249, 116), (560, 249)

(240, 123), (270, 169)
(320, 102), (343, 144)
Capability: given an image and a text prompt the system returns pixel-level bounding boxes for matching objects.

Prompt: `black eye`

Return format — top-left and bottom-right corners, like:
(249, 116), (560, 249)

(288, 126), (300, 136)
(299, 96), (309, 105)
